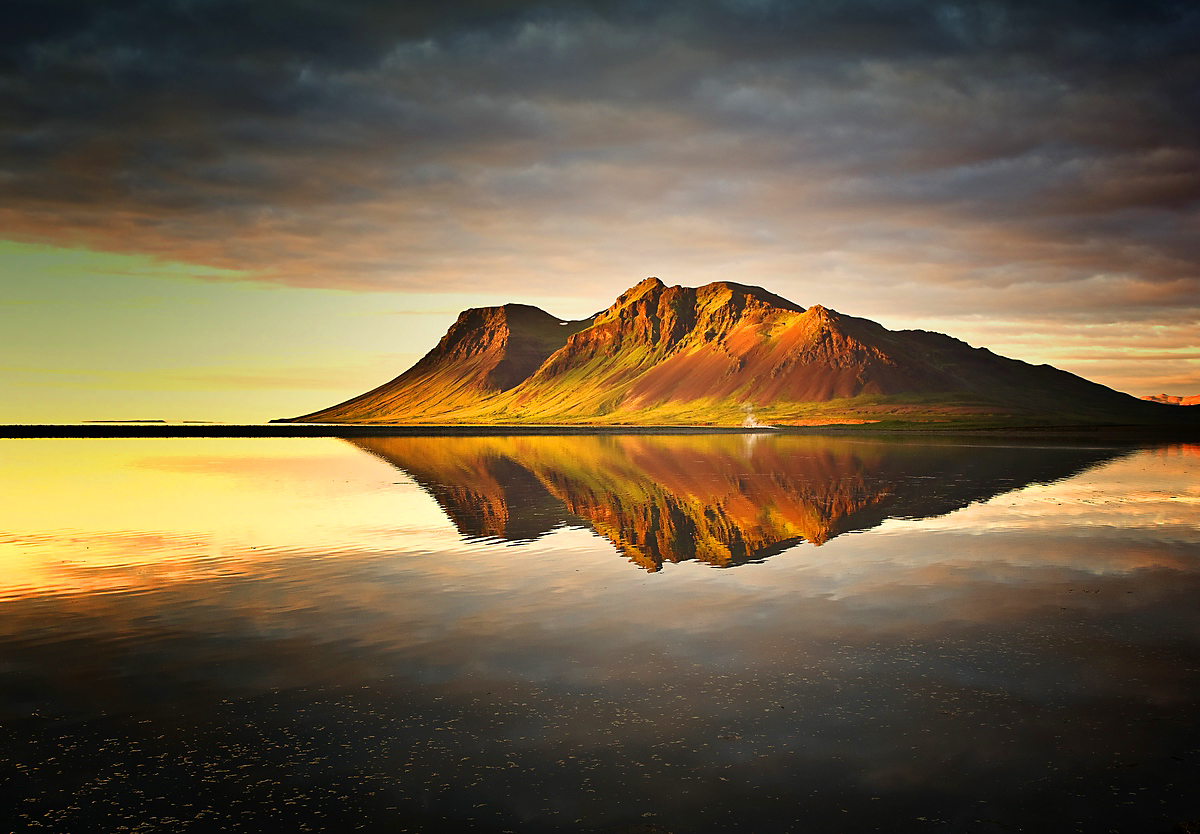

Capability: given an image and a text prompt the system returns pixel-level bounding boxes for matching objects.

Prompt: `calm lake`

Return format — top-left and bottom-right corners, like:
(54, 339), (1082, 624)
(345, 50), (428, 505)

(2, 434), (1199, 832)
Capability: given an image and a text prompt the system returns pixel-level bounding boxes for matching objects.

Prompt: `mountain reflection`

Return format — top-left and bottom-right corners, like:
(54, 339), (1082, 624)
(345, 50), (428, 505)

(350, 435), (1129, 571)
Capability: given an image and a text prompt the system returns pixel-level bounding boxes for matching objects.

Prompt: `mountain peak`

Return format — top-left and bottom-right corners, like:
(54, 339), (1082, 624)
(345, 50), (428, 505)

(696, 281), (805, 314)
(435, 304), (564, 364)
(614, 276), (666, 304)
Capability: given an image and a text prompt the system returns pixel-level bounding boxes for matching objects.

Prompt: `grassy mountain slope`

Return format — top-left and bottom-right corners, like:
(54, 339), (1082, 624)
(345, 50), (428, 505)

(295, 304), (593, 423)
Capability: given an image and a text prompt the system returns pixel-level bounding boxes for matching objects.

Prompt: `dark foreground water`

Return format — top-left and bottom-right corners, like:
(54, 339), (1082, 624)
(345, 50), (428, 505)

(1, 434), (1198, 833)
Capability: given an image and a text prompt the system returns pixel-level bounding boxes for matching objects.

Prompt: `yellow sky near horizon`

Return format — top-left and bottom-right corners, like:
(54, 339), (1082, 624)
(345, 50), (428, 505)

(3, 239), (1197, 424)
(0, 241), (602, 423)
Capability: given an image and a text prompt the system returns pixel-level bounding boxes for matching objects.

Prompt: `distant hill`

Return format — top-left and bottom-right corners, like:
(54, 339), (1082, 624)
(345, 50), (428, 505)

(284, 277), (1197, 427)
(1142, 394), (1200, 405)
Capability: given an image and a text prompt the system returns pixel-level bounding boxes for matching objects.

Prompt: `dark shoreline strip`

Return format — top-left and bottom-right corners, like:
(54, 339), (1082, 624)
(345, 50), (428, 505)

(2, 424), (1197, 441)
(1, 424), (777, 438)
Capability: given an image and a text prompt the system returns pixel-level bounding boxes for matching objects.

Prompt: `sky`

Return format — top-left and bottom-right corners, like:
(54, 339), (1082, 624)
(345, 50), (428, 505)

(2, 0), (1198, 422)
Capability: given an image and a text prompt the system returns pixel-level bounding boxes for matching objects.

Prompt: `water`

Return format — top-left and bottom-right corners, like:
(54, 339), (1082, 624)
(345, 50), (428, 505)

(1, 434), (1198, 832)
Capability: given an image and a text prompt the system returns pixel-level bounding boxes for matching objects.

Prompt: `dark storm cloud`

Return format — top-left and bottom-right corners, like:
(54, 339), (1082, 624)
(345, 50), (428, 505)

(1, 0), (1198, 328)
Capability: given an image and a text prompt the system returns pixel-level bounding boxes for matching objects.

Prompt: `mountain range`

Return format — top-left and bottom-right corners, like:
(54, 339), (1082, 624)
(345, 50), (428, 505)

(285, 277), (1194, 427)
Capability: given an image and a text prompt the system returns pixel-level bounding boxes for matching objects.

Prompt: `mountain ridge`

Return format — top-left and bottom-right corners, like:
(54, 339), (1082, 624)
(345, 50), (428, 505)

(285, 278), (1195, 427)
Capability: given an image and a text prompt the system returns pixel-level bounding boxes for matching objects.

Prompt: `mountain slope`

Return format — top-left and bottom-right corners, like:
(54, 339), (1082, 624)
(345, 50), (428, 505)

(296, 304), (593, 423)
(285, 278), (1193, 426)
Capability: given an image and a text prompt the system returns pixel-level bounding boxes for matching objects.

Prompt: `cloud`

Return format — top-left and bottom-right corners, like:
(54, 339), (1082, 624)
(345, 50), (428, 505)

(1, 0), (1197, 329)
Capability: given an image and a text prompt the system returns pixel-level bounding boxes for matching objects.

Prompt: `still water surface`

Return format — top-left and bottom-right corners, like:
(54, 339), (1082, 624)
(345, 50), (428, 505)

(1, 435), (1199, 832)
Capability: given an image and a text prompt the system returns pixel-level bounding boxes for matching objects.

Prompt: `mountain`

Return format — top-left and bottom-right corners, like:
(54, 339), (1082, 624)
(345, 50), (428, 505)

(298, 304), (593, 423)
(285, 278), (1195, 426)
(351, 434), (1129, 571)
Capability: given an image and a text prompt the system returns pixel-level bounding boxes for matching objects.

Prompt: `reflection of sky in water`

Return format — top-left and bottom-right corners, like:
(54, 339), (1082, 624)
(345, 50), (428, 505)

(0, 437), (1198, 832)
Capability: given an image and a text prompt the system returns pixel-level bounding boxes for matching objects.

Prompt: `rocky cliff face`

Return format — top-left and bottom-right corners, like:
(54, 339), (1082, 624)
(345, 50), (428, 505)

(513, 278), (818, 413)
(287, 277), (1178, 425)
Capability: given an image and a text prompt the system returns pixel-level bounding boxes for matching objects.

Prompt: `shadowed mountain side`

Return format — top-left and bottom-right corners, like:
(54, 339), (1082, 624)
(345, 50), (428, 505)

(350, 435), (1130, 571)
(286, 279), (1195, 426)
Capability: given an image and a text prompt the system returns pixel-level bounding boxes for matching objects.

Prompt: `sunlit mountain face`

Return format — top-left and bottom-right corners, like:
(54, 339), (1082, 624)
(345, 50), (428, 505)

(352, 434), (1130, 571)
(290, 279), (1195, 427)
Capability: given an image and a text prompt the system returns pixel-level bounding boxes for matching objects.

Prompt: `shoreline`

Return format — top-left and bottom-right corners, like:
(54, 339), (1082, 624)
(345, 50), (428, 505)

(3, 423), (1198, 441)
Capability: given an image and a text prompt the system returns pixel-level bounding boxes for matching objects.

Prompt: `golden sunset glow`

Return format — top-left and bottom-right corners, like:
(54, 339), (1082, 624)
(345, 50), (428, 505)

(4, 436), (1195, 601)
